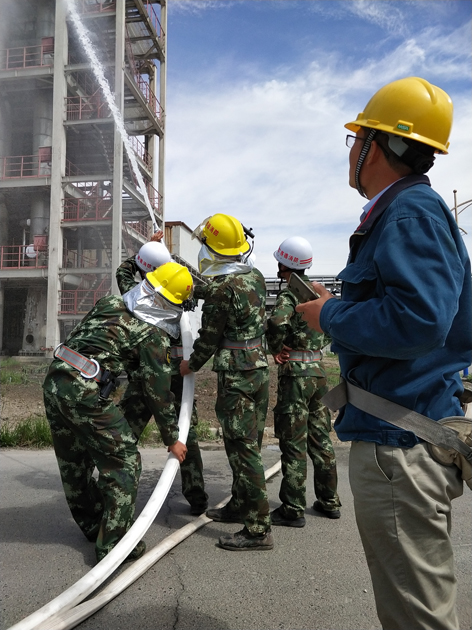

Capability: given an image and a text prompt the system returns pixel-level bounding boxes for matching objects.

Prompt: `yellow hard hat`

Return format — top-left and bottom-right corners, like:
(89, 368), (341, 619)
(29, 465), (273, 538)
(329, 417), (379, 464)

(345, 77), (453, 154)
(201, 213), (250, 257)
(146, 262), (193, 305)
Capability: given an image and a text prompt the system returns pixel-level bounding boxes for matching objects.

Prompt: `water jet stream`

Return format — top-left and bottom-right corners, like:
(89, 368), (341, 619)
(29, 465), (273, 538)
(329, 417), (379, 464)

(66, 0), (159, 231)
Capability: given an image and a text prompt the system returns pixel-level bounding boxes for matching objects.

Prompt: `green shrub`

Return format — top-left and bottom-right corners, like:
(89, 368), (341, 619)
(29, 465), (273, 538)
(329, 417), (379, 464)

(138, 423), (163, 446)
(1, 416), (53, 448)
(195, 420), (217, 441)
(1, 370), (28, 384)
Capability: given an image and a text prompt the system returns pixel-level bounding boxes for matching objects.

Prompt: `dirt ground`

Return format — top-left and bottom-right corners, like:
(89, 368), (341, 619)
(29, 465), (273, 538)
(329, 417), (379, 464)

(0, 356), (341, 443)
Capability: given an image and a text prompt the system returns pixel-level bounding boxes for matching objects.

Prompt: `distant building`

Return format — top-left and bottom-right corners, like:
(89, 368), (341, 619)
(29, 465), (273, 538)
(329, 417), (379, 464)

(0, 0), (171, 356)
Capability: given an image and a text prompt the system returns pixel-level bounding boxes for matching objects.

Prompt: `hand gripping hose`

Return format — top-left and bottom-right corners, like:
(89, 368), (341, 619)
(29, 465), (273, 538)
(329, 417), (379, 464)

(8, 312), (196, 630)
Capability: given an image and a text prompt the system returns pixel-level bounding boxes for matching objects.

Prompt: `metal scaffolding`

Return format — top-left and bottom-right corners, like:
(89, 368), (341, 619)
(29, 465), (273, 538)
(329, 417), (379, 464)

(0, 0), (167, 356)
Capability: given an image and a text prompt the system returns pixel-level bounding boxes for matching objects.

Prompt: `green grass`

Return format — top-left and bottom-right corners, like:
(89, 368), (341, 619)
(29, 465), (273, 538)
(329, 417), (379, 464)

(194, 420), (217, 441)
(0, 358), (49, 385)
(137, 420), (217, 446)
(1, 370), (28, 384)
(0, 415), (53, 448)
(323, 353), (341, 389)
(1, 416), (218, 449)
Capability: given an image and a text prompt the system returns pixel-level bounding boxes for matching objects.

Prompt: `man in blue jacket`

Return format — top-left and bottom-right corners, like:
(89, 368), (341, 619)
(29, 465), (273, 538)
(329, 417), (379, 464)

(297, 77), (471, 630)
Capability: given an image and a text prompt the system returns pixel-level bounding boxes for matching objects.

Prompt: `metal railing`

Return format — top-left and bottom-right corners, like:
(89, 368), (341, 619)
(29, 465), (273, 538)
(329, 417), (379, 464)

(66, 94), (111, 120)
(129, 136), (152, 170)
(0, 155), (51, 179)
(65, 159), (86, 177)
(63, 249), (98, 269)
(143, 0), (165, 40)
(75, 0), (116, 15)
(0, 245), (48, 269)
(0, 44), (54, 71)
(63, 196), (113, 222)
(124, 219), (152, 240)
(146, 180), (162, 216)
(59, 287), (110, 314)
(135, 75), (163, 121)
(125, 30), (163, 123)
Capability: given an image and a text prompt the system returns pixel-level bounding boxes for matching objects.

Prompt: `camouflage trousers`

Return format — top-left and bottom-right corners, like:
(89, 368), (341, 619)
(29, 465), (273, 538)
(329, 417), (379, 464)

(119, 374), (208, 511)
(274, 374), (340, 519)
(43, 380), (141, 562)
(215, 368), (271, 535)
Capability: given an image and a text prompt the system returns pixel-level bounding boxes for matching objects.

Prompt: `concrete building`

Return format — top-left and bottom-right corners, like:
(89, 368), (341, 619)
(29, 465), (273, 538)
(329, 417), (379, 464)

(0, 0), (180, 357)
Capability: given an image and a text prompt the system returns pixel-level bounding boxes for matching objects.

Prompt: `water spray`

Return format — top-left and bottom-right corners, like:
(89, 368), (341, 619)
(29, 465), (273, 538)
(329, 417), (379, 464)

(65, 0), (159, 232)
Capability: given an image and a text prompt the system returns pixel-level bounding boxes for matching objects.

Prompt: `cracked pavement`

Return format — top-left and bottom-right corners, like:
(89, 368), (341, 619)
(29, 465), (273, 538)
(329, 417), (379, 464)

(1, 445), (471, 630)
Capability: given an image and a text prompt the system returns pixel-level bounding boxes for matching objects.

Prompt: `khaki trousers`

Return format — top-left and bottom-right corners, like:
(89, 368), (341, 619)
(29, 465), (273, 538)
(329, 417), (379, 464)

(349, 441), (463, 630)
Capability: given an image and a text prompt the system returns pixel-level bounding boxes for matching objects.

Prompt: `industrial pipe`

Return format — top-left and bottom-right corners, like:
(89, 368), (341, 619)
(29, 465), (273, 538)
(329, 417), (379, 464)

(8, 312), (195, 630)
(35, 460), (283, 630)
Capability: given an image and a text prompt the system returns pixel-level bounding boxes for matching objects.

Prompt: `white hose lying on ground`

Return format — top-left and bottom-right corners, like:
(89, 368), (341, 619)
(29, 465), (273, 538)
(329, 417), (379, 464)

(8, 313), (195, 630)
(36, 460), (282, 630)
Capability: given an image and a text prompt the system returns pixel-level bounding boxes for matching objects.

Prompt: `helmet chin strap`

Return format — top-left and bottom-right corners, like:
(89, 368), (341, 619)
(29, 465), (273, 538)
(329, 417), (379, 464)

(355, 129), (377, 198)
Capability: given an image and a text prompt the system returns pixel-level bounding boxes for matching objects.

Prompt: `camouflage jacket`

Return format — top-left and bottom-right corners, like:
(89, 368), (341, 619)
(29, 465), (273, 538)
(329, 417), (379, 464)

(266, 274), (330, 377)
(188, 268), (268, 373)
(116, 255), (144, 294)
(116, 255), (182, 376)
(43, 295), (179, 445)
(193, 283), (209, 302)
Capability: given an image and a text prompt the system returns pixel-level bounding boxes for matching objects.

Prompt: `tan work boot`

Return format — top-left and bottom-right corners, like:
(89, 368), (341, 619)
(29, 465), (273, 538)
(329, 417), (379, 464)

(218, 527), (274, 551)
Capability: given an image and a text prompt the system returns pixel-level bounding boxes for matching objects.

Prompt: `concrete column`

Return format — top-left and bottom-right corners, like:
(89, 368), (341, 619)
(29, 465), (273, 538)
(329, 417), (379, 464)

(45, 0), (68, 356)
(111, 0), (125, 295)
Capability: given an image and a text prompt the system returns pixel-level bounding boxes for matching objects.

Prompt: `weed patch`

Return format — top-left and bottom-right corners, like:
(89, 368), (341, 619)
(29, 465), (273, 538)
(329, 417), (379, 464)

(1, 416), (53, 448)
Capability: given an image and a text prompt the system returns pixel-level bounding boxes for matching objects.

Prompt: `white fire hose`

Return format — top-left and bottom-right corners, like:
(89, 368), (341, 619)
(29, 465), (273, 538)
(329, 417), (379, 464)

(35, 459), (282, 630)
(8, 312), (196, 630)
(9, 312), (282, 630)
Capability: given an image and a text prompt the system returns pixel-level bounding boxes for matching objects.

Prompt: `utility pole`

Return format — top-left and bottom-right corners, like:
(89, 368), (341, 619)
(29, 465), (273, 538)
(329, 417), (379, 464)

(452, 189), (471, 235)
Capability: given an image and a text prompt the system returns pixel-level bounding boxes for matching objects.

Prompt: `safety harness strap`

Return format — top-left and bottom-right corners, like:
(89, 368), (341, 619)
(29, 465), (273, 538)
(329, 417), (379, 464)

(220, 337), (263, 350)
(287, 349), (321, 363)
(54, 344), (103, 382)
(322, 379), (472, 461)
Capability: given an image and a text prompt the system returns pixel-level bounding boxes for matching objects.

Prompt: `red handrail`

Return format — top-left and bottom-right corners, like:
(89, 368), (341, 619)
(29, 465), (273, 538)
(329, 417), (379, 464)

(66, 94), (111, 121)
(129, 136), (152, 169)
(59, 288), (110, 314)
(63, 196), (113, 222)
(75, 0), (116, 15)
(0, 44), (54, 70)
(0, 155), (49, 179)
(0, 245), (48, 269)
(62, 249), (98, 269)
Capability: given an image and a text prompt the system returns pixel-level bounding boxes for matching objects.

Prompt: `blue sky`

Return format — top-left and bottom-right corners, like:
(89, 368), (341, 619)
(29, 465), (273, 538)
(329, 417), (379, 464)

(163, 0), (472, 276)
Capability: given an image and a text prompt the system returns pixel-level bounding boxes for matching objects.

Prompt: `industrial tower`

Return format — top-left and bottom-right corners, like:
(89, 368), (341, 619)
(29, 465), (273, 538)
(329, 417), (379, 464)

(0, 0), (167, 356)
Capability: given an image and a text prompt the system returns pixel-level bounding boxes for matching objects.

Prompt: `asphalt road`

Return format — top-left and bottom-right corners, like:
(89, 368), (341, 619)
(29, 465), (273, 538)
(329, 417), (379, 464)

(1, 444), (471, 630)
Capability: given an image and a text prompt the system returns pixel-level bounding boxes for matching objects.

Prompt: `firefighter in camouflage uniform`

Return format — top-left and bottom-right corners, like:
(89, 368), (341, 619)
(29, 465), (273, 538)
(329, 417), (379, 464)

(43, 262), (191, 563)
(180, 213), (273, 551)
(116, 234), (208, 515)
(267, 237), (341, 526)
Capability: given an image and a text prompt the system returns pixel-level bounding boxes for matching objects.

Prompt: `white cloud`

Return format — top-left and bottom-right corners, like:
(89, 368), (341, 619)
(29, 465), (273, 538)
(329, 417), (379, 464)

(165, 5), (472, 277)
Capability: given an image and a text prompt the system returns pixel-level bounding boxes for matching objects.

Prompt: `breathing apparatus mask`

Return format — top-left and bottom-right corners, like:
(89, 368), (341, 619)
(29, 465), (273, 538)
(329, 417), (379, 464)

(192, 215), (256, 277)
(123, 278), (183, 338)
(197, 243), (255, 277)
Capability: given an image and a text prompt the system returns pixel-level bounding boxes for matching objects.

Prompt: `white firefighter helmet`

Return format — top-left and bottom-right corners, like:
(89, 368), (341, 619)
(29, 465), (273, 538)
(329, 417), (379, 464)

(274, 236), (313, 270)
(135, 241), (172, 273)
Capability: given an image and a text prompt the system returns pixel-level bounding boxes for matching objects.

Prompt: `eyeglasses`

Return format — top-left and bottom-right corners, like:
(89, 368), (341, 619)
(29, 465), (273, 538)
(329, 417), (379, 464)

(346, 134), (363, 149)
